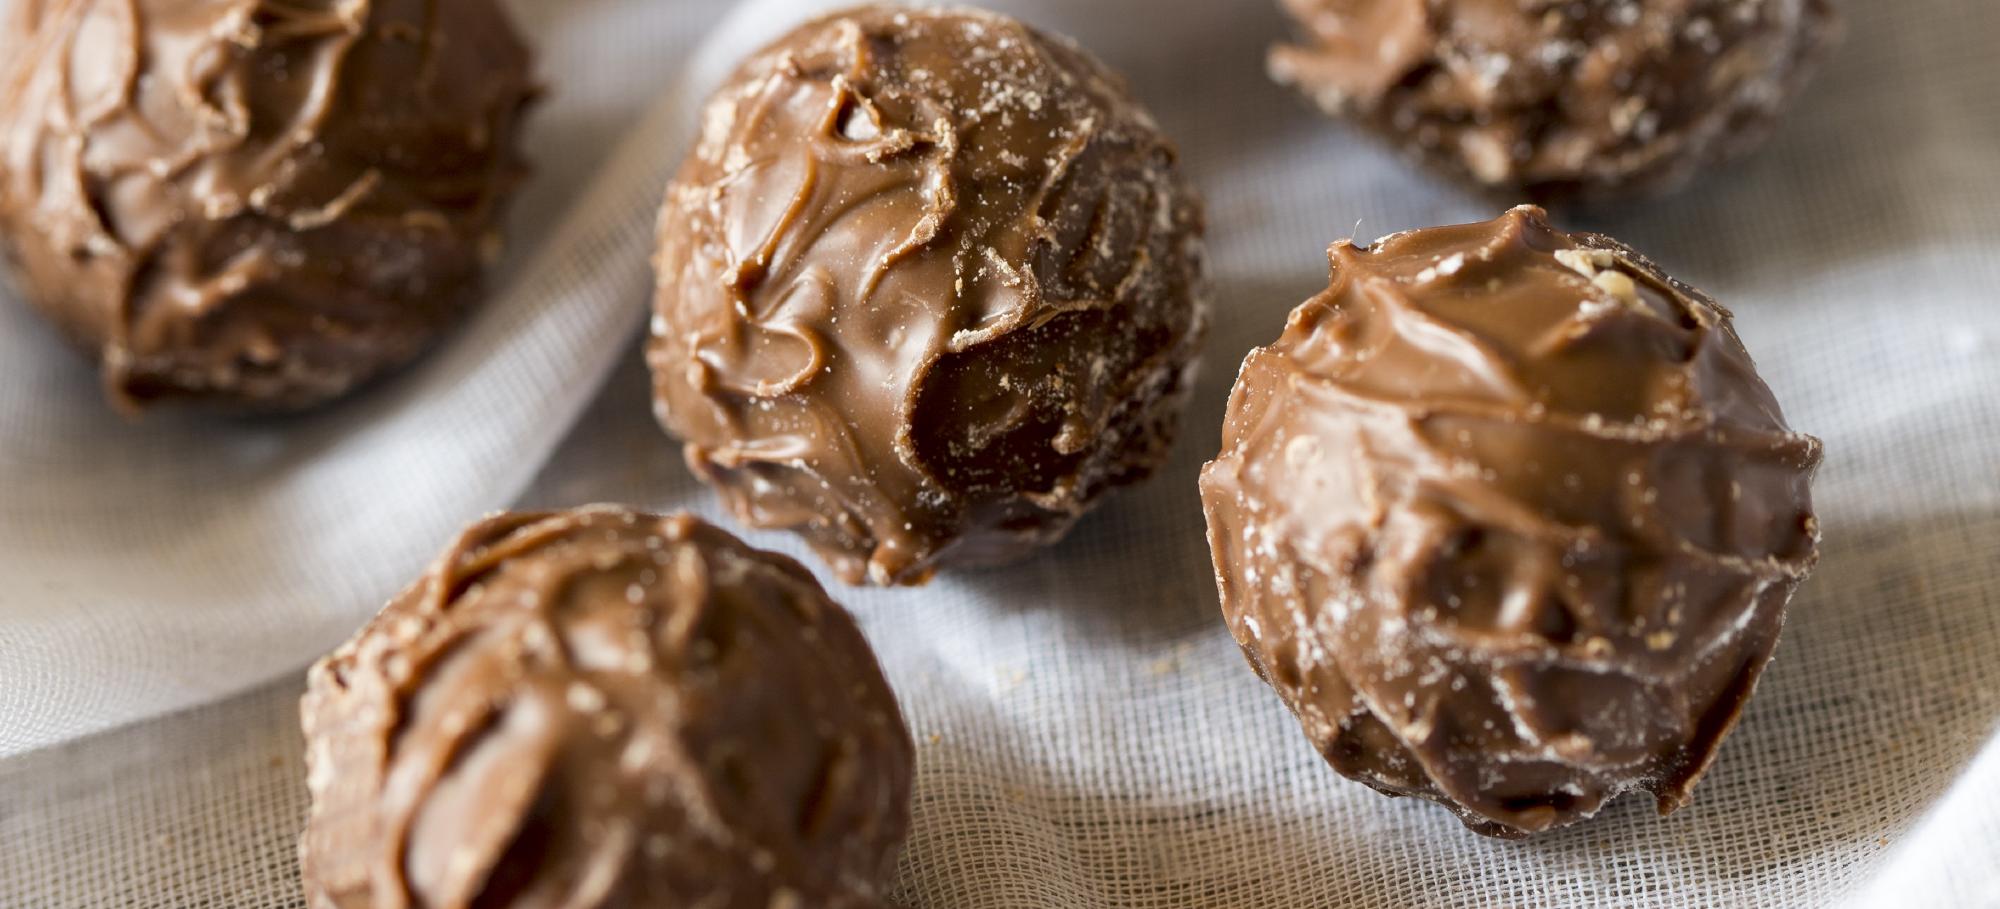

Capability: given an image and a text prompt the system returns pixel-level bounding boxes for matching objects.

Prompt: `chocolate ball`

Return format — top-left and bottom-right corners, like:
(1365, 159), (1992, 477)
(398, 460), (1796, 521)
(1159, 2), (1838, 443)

(0, 0), (536, 412)
(300, 507), (913, 908)
(649, 5), (1208, 586)
(1268, 0), (1839, 202)
(1200, 207), (1822, 837)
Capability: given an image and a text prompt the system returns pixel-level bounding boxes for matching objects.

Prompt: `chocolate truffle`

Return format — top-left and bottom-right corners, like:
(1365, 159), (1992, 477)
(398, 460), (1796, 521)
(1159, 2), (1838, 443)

(1200, 207), (1822, 837)
(649, 5), (1208, 586)
(300, 507), (913, 908)
(1268, 0), (1839, 201)
(0, 0), (536, 412)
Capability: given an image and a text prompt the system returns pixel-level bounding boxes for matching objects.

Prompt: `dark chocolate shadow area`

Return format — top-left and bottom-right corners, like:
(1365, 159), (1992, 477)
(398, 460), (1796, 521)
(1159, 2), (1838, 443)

(948, 275), (1321, 647)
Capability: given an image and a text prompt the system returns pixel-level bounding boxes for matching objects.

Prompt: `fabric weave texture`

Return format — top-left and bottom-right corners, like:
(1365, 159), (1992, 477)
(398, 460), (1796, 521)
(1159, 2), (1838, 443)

(2, 0), (1997, 906)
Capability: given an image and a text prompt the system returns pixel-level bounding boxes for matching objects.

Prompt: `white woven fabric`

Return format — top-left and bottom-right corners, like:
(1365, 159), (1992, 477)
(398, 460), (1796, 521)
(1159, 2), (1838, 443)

(4, 0), (1999, 905)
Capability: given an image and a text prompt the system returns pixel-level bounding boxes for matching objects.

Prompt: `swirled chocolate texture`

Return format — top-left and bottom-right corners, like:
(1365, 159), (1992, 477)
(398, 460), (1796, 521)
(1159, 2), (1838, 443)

(0, 0), (535, 412)
(300, 507), (914, 908)
(649, 5), (1208, 586)
(1200, 207), (1822, 837)
(1268, 0), (1839, 202)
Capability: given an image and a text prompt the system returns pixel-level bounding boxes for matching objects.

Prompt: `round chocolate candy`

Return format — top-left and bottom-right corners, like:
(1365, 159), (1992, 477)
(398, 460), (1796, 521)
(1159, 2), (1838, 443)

(300, 507), (913, 907)
(0, 0), (536, 412)
(1200, 207), (1822, 837)
(1268, 0), (1840, 201)
(648, 5), (1208, 586)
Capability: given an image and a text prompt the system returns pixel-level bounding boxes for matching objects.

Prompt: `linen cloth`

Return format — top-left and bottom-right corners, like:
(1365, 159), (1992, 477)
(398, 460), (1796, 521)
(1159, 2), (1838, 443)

(4, 0), (2000, 906)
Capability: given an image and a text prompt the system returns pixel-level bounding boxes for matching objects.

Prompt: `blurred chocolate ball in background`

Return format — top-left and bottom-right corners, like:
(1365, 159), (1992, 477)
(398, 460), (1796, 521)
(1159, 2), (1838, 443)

(301, 507), (913, 908)
(1269, 0), (1840, 202)
(0, 0), (537, 412)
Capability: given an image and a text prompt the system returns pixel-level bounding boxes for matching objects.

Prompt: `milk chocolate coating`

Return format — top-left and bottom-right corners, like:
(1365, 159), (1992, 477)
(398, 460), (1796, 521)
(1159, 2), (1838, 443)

(300, 507), (913, 908)
(0, 0), (535, 412)
(1268, 0), (1839, 202)
(649, 5), (1208, 586)
(1200, 207), (1822, 837)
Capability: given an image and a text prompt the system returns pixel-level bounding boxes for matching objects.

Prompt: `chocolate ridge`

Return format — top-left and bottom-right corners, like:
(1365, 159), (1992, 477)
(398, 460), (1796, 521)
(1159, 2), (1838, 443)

(300, 506), (914, 907)
(1201, 206), (1822, 836)
(650, 4), (1208, 585)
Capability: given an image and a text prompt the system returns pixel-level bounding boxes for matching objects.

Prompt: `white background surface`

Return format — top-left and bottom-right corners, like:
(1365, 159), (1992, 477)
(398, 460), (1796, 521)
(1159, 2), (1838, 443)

(3, 0), (1999, 905)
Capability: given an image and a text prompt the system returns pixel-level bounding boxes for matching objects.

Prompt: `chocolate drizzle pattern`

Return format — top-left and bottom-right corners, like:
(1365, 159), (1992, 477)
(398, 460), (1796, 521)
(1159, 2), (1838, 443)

(649, 5), (1208, 586)
(1200, 207), (1822, 837)
(0, 0), (535, 412)
(1268, 0), (1840, 201)
(300, 507), (913, 908)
